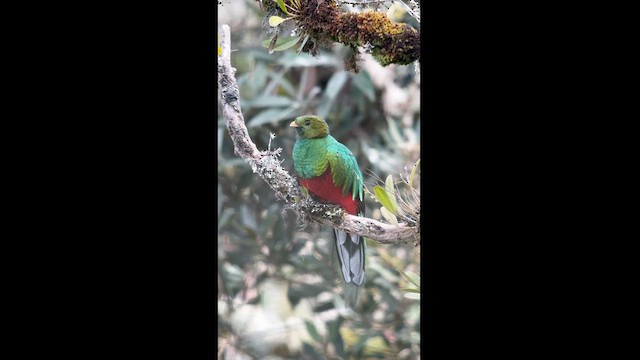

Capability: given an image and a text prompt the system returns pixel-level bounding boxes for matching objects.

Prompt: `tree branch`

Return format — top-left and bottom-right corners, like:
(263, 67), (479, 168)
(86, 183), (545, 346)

(255, 0), (420, 69)
(218, 24), (418, 245)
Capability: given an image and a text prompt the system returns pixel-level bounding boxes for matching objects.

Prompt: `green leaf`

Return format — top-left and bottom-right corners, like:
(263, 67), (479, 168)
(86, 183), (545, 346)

(397, 268), (420, 288)
(275, 0), (289, 14)
(325, 71), (348, 100)
(302, 342), (325, 360)
(261, 35), (301, 54)
(272, 35), (301, 52)
(401, 287), (421, 293)
(218, 208), (235, 231)
(387, 116), (404, 144)
(304, 320), (323, 344)
(245, 95), (294, 108)
(384, 175), (399, 214)
(222, 263), (244, 285)
(409, 158), (420, 188)
(368, 260), (399, 282)
(316, 97), (334, 119)
(373, 185), (393, 212)
(240, 205), (257, 231)
(327, 319), (345, 359)
(269, 15), (289, 27)
(351, 71), (375, 101)
(217, 183), (223, 215)
(363, 336), (391, 357)
(251, 63), (268, 92)
(264, 70), (297, 97)
(278, 53), (336, 67)
(405, 271), (421, 287)
(247, 107), (297, 128)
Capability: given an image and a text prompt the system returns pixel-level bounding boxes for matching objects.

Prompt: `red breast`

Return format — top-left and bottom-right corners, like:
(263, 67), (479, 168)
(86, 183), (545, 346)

(298, 169), (359, 215)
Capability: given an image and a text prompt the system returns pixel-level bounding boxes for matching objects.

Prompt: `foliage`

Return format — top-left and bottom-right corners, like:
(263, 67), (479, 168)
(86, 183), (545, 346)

(218, 1), (420, 358)
(397, 268), (420, 300)
(369, 158), (420, 243)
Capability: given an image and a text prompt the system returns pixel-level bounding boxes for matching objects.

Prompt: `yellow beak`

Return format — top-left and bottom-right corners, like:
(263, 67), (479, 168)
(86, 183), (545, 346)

(289, 121), (299, 127)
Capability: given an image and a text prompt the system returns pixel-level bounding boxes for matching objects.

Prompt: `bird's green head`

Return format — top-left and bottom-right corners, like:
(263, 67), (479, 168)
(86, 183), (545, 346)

(290, 115), (330, 139)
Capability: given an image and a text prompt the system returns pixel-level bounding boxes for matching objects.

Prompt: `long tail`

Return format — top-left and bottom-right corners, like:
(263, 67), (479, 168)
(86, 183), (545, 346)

(334, 229), (366, 308)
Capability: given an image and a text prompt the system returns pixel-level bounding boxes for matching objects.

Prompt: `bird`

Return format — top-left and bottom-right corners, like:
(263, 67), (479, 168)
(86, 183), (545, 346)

(290, 115), (365, 308)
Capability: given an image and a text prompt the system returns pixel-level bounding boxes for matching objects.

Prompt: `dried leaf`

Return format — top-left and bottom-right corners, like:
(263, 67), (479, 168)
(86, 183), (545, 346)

(380, 206), (398, 225)
(297, 34), (309, 54)
(404, 292), (421, 300)
(409, 158), (420, 188)
(267, 34), (278, 54)
(268, 15), (289, 27)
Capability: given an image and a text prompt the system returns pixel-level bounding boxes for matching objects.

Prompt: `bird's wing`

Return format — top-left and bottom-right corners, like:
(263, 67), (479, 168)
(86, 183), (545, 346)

(326, 138), (364, 202)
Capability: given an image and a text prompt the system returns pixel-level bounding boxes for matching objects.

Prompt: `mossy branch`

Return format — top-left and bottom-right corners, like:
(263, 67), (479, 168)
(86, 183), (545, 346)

(258, 0), (420, 70)
(218, 24), (418, 245)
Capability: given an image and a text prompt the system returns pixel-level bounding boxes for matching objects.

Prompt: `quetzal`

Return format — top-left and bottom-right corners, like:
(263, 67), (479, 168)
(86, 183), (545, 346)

(290, 115), (365, 307)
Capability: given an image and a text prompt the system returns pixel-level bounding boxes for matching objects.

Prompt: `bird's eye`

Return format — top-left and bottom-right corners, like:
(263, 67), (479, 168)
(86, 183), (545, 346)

(305, 120), (311, 126)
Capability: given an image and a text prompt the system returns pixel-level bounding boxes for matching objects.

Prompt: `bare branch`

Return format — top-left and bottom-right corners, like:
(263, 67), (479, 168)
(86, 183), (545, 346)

(218, 24), (419, 246)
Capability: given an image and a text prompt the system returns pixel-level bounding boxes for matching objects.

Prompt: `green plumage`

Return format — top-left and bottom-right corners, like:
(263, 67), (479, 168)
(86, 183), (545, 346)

(290, 115), (367, 309)
(291, 115), (363, 202)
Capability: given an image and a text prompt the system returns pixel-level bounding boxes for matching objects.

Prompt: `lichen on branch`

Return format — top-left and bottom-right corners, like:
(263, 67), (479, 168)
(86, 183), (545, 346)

(258, 0), (420, 70)
(218, 24), (418, 245)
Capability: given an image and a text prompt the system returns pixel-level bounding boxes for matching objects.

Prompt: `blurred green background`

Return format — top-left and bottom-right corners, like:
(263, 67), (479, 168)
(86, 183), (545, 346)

(218, 1), (421, 358)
